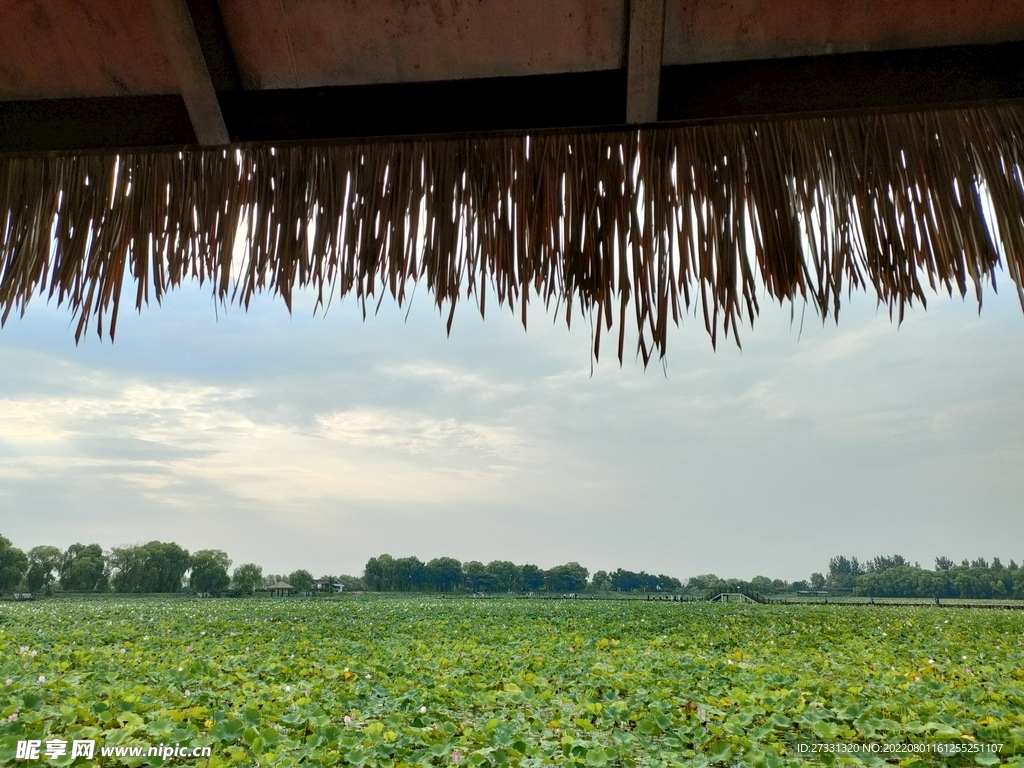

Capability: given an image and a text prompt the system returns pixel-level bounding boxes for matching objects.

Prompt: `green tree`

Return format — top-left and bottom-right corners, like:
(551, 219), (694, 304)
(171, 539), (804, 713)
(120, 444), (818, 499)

(686, 574), (721, 593)
(611, 569), (659, 592)
(809, 572), (826, 590)
(364, 555), (430, 592)
(0, 535), (29, 593)
(1013, 570), (1024, 599)
(545, 562), (588, 592)
(424, 558), (463, 592)
(486, 561), (522, 592)
(521, 564), (545, 592)
(232, 563), (263, 594)
(865, 555), (910, 573)
(25, 545), (63, 593)
(749, 576), (774, 595)
(590, 570), (612, 591)
(59, 544), (108, 592)
(657, 574), (682, 592)
(364, 554), (395, 591)
(463, 561), (495, 592)
(109, 541), (190, 593)
(827, 556), (862, 591)
(288, 569), (315, 595)
(337, 574), (364, 591)
(395, 557), (426, 591)
(189, 550), (232, 594)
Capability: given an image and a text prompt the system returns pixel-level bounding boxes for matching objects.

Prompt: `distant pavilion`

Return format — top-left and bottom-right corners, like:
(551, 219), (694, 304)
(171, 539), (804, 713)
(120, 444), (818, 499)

(266, 581), (293, 597)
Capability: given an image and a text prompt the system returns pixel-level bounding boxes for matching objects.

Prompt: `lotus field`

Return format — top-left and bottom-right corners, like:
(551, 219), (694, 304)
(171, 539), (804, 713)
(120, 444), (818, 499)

(2, 598), (1023, 766)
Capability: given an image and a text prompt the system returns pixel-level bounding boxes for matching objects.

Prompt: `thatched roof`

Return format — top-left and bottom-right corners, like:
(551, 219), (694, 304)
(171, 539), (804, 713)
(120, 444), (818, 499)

(3, 107), (1024, 362)
(2, 2), (1024, 362)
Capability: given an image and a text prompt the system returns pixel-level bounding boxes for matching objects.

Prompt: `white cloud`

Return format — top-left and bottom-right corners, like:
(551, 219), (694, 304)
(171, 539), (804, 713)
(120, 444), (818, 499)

(0, 276), (1022, 579)
(0, 367), (534, 519)
(317, 408), (521, 456)
(380, 362), (522, 399)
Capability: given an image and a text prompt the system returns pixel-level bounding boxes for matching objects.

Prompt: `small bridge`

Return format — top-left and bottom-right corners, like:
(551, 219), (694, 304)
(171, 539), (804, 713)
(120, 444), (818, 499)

(707, 591), (765, 604)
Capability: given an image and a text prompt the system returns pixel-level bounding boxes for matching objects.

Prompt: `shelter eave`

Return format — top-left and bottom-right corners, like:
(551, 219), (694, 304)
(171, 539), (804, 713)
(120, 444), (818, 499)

(2, 40), (1023, 155)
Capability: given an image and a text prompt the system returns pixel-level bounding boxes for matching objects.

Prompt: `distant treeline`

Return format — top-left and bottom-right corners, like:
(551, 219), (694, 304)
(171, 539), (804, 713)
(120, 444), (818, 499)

(0, 535), (360, 597)
(356, 553), (1024, 599)
(811, 555), (1024, 600)
(1, 533), (1021, 600)
(364, 555), (599, 593)
(361, 553), (779, 595)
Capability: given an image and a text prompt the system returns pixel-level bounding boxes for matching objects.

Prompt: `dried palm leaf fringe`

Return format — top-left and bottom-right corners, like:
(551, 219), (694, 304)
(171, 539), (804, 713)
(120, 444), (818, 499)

(2, 104), (1024, 363)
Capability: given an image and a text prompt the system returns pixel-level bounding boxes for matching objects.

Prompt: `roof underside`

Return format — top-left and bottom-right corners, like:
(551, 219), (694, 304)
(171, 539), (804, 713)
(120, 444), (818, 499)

(2, 1), (1024, 363)
(2, 0), (1024, 151)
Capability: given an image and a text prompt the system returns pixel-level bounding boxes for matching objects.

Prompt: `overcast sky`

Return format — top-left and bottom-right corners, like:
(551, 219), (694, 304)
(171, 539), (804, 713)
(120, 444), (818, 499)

(0, 272), (1021, 582)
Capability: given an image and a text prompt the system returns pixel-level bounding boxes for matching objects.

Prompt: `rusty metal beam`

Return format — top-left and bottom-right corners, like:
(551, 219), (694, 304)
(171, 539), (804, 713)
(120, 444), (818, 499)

(150, 0), (230, 145)
(626, 0), (667, 123)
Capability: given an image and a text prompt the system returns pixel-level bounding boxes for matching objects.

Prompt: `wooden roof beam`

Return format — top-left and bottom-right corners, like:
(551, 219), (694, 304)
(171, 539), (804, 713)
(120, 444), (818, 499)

(626, 0), (667, 123)
(150, 0), (230, 145)
(4, 41), (1024, 153)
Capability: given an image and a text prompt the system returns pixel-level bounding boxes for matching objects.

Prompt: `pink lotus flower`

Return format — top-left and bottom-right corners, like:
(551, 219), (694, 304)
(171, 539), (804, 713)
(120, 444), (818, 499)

(305, 688), (311, 697)
(343, 715), (352, 725)
(186, 645), (193, 652)
(7, 713), (18, 722)
(452, 749), (462, 763)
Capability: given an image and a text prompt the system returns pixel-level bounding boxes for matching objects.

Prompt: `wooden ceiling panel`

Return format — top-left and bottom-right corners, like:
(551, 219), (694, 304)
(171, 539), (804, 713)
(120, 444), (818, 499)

(218, 0), (627, 90)
(665, 0), (1024, 65)
(0, 0), (178, 100)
